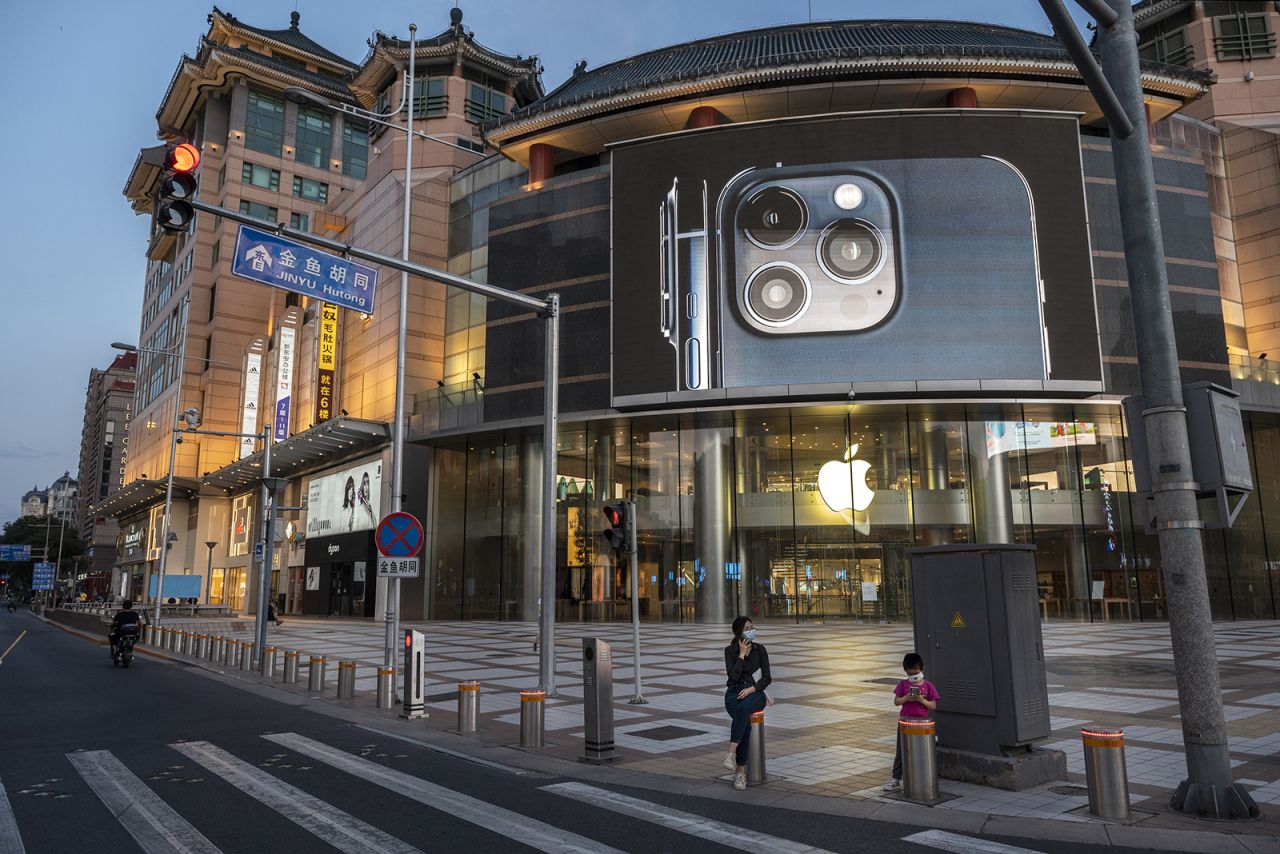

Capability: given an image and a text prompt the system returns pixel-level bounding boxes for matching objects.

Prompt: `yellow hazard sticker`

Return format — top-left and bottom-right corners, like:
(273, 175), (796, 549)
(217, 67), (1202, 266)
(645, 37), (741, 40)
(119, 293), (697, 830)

(951, 612), (966, 629)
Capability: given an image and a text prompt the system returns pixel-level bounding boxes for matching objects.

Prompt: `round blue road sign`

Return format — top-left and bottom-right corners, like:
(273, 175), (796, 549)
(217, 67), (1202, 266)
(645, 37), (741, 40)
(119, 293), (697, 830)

(376, 512), (423, 557)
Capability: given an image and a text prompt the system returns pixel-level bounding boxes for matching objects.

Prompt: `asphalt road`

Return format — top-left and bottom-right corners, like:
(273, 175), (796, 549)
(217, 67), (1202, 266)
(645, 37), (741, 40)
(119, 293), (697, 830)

(0, 609), (1161, 854)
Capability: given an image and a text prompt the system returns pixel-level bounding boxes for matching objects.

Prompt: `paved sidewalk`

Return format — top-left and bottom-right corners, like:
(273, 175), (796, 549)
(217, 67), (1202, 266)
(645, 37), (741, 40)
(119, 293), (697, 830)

(213, 617), (1280, 845)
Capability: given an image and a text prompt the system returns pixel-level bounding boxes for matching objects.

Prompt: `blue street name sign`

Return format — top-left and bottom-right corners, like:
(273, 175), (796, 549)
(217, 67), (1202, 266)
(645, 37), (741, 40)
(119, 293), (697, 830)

(232, 225), (378, 313)
(32, 562), (55, 591)
(0, 544), (31, 561)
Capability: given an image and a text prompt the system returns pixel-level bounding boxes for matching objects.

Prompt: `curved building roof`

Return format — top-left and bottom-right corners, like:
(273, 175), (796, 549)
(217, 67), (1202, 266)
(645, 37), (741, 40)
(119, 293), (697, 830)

(488, 18), (1208, 145)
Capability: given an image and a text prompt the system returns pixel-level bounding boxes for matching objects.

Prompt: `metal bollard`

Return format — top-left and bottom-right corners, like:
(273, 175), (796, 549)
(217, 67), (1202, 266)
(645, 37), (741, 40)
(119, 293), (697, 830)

(283, 650), (300, 684)
(159, 628), (171, 651)
(224, 638), (239, 667)
(900, 719), (939, 802)
(210, 635), (224, 662)
(239, 642), (255, 671)
(747, 711), (767, 785)
(181, 631), (193, 655)
(167, 628), (179, 652)
(376, 666), (394, 709)
(457, 681), (480, 732)
(308, 656), (327, 692)
(262, 645), (277, 678)
(144, 625), (156, 646)
(337, 661), (356, 699)
(1082, 728), (1130, 819)
(196, 634), (209, 659)
(520, 690), (546, 748)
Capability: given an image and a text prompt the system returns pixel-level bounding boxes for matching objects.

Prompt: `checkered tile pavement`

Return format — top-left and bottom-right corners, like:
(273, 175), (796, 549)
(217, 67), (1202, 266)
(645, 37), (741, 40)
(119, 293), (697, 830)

(254, 617), (1280, 823)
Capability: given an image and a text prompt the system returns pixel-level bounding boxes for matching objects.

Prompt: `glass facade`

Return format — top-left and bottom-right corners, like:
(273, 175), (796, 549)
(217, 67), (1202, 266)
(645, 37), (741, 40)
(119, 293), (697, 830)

(422, 405), (1280, 624)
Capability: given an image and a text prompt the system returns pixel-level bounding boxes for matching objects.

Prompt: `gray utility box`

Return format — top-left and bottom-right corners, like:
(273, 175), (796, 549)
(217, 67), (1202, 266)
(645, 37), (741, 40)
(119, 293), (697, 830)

(908, 544), (1050, 755)
(582, 637), (615, 762)
(1123, 382), (1252, 529)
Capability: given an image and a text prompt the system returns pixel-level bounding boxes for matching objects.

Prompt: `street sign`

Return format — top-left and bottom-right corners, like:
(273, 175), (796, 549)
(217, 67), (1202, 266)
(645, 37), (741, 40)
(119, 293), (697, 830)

(0, 545), (31, 561)
(377, 556), (420, 578)
(376, 512), (424, 558)
(31, 562), (55, 591)
(231, 225), (378, 314)
(254, 542), (265, 561)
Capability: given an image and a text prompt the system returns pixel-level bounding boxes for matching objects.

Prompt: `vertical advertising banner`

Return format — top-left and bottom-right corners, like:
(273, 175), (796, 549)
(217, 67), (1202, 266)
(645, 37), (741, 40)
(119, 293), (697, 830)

(274, 311), (298, 441)
(238, 337), (266, 459)
(315, 303), (338, 423)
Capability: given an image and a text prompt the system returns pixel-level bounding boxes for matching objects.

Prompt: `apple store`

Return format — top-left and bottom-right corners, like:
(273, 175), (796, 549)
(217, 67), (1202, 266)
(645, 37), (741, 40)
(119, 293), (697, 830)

(422, 403), (1280, 625)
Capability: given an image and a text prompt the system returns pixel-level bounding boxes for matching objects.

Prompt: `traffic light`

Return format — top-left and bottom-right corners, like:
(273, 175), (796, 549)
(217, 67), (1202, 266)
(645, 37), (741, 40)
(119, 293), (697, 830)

(156, 142), (201, 233)
(602, 501), (629, 551)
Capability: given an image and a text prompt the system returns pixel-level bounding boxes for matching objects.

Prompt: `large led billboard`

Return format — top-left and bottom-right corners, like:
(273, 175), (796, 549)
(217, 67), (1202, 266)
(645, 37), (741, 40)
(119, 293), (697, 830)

(610, 111), (1101, 403)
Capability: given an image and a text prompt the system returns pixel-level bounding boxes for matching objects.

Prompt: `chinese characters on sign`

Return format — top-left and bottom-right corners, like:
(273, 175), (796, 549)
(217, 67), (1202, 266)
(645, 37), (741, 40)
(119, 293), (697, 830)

(316, 302), (338, 423)
(274, 319), (297, 441)
(232, 225), (378, 313)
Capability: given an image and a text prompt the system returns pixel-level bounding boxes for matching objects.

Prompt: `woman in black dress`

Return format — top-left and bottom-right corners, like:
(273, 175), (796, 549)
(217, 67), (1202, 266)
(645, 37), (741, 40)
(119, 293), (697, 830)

(723, 615), (771, 791)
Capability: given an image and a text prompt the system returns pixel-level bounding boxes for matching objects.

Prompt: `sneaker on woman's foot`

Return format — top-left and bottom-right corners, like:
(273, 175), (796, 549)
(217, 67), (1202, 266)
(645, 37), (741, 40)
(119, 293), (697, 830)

(734, 772), (747, 791)
(722, 752), (738, 772)
(882, 778), (902, 792)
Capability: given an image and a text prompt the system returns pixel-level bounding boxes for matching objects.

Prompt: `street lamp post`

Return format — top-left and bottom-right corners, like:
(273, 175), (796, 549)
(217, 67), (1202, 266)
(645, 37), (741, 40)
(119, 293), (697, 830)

(286, 22), (485, 696)
(204, 541), (218, 604)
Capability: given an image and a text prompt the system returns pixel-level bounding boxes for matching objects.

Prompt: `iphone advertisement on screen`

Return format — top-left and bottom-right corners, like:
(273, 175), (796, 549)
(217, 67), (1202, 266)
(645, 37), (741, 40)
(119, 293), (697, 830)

(611, 110), (1101, 403)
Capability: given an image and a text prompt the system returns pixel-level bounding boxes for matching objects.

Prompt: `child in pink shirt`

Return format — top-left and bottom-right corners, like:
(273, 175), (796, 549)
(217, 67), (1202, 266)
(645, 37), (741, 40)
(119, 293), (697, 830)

(883, 651), (939, 792)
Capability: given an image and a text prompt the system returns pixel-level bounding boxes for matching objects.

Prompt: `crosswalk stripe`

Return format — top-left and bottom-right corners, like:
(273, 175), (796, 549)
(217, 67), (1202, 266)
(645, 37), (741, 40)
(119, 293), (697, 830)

(540, 781), (836, 854)
(264, 732), (621, 854)
(171, 741), (422, 854)
(0, 778), (25, 854)
(66, 751), (221, 854)
(902, 830), (1045, 854)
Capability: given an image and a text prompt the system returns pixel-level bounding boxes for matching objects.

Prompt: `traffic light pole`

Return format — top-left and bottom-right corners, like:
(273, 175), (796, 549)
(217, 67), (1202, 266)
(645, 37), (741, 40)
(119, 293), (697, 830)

(1038, 0), (1257, 819)
(626, 500), (646, 705)
(184, 197), (564, 694)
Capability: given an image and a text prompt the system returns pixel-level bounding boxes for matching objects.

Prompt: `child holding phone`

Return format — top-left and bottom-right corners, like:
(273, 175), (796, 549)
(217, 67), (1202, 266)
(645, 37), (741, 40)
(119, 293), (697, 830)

(883, 651), (939, 792)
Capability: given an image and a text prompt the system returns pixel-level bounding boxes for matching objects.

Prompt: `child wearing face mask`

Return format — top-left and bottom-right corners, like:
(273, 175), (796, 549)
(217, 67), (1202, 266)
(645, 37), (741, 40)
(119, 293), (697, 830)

(883, 651), (939, 792)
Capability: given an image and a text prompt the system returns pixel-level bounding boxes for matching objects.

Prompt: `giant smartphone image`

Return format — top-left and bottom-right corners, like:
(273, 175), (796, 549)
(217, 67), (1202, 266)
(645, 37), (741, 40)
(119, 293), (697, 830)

(713, 157), (1047, 389)
(659, 177), (711, 390)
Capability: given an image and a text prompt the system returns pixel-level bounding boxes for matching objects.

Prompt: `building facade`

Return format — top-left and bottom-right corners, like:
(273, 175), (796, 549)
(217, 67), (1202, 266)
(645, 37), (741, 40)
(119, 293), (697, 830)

(19, 488), (46, 519)
(100, 7), (539, 613)
(76, 352), (136, 592)
(101, 6), (1280, 624)
(417, 15), (1280, 625)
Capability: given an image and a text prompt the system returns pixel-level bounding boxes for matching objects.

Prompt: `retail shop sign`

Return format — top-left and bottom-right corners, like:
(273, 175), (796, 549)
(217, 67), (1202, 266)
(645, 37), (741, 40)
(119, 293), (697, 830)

(377, 556), (419, 578)
(232, 225), (378, 313)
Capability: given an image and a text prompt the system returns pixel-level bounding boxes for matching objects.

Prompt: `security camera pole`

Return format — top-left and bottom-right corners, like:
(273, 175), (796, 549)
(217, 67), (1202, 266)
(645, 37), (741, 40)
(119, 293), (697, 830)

(151, 295), (191, 627)
(1040, 0), (1257, 819)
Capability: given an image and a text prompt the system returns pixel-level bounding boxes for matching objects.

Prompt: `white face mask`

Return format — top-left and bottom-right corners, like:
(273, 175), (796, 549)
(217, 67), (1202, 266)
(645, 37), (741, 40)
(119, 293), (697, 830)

(908, 672), (925, 684)
(743, 629), (757, 642)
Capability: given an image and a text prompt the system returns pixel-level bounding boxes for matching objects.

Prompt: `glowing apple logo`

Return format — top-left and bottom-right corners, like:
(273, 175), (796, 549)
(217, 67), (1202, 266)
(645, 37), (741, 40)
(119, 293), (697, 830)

(818, 444), (875, 513)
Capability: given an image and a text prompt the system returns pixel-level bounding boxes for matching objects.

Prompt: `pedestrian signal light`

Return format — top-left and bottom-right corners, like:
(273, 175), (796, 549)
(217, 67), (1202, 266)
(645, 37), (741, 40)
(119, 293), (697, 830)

(601, 501), (629, 551)
(156, 142), (201, 233)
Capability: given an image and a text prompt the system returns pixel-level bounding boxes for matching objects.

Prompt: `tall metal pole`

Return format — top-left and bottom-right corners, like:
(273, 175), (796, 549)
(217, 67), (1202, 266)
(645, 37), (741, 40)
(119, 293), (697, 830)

(1097, 0), (1256, 820)
(626, 500), (646, 704)
(538, 294), (560, 694)
(385, 23), (417, 700)
(254, 431), (274, 668)
(153, 315), (189, 627)
(54, 511), (67, 600)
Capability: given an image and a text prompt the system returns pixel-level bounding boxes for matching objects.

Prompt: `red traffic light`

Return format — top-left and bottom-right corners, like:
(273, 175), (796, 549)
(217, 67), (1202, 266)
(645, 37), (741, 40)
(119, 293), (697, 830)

(604, 506), (623, 527)
(165, 142), (201, 173)
(404, 632), (412, 649)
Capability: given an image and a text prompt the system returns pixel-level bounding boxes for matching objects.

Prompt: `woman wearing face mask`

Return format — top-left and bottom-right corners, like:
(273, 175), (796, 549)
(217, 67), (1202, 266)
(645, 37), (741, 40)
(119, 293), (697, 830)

(723, 615), (771, 791)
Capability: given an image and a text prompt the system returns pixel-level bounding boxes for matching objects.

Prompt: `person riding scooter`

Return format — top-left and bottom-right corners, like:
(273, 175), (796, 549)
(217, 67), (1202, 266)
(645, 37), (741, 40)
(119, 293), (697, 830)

(108, 600), (144, 658)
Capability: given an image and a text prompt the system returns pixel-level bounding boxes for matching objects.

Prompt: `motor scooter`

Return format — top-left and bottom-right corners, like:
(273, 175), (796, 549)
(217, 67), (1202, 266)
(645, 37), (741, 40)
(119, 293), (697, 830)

(111, 624), (140, 668)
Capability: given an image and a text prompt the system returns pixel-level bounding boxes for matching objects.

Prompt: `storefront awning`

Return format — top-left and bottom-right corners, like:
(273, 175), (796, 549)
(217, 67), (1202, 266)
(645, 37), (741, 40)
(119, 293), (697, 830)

(201, 417), (390, 494)
(89, 478), (200, 521)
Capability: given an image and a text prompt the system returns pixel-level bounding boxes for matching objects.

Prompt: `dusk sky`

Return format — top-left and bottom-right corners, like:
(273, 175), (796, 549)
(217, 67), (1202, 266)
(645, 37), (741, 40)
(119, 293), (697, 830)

(0, 1), (1093, 525)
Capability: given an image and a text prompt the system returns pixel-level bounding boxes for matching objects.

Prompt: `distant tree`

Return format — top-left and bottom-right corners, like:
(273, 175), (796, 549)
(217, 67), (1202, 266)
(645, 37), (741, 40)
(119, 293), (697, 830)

(1, 516), (85, 593)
